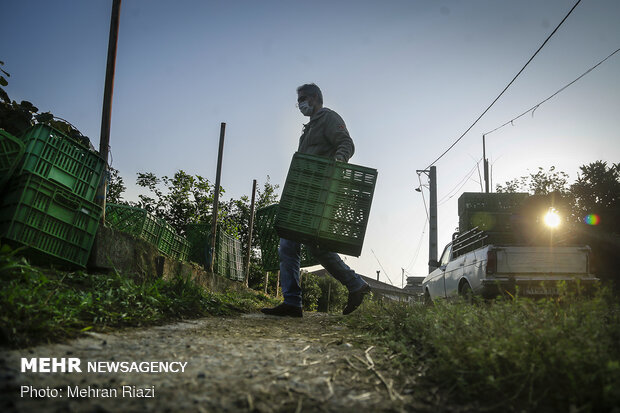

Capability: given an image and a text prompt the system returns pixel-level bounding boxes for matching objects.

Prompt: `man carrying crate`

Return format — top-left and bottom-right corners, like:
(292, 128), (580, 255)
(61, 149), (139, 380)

(261, 83), (371, 318)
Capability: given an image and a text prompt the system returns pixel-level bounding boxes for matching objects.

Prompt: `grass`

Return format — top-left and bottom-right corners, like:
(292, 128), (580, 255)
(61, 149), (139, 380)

(0, 244), (276, 348)
(346, 290), (620, 412)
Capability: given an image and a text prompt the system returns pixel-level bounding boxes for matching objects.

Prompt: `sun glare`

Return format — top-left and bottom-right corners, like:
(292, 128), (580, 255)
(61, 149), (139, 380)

(543, 209), (561, 228)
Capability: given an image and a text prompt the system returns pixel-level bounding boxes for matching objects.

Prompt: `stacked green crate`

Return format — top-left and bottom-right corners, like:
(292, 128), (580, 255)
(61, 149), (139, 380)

(0, 124), (104, 268)
(105, 204), (162, 245)
(255, 204), (318, 271)
(157, 219), (176, 257)
(16, 124), (105, 201)
(185, 223), (244, 281)
(0, 129), (26, 190)
(105, 204), (190, 261)
(275, 152), (377, 257)
(171, 232), (191, 262)
(457, 192), (529, 233)
(0, 173), (101, 267)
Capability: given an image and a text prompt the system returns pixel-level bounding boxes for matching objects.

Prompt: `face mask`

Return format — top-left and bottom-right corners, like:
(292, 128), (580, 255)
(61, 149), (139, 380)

(298, 100), (313, 116)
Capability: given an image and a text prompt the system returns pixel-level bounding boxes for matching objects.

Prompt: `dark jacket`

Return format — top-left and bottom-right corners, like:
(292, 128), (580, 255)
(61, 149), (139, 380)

(297, 108), (355, 161)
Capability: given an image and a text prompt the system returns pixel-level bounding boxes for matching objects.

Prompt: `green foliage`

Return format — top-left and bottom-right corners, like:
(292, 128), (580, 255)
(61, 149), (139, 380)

(300, 271), (322, 311)
(347, 292), (620, 412)
(0, 60), (11, 103)
(571, 161), (620, 230)
(313, 273), (348, 313)
(0, 243), (274, 348)
(496, 166), (570, 195)
(0, 61), (94, 147)
(106, 166), (126, 205)
(135, 170), (216, 232)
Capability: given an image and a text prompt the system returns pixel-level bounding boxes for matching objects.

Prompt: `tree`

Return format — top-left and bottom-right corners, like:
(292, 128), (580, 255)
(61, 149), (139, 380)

(496, 166), (570, 195)
(570, 161), (620, 230)
(135, 170), (218, 234)
(106, 167), (127, 205)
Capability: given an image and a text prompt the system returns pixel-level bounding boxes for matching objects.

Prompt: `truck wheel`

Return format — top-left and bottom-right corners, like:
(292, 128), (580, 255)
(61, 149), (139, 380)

(459, 282), (473, 303)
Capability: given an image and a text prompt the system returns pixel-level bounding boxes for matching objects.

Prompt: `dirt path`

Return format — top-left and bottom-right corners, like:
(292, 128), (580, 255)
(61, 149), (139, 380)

(0, 313), (431, 413)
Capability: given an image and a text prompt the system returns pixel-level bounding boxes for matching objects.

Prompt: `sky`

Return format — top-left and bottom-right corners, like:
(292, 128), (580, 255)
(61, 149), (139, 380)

(2, 0), (619, 287)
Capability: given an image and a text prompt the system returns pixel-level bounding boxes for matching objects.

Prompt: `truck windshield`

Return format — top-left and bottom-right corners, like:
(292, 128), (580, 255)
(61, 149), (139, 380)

(440, 244), (452, 267)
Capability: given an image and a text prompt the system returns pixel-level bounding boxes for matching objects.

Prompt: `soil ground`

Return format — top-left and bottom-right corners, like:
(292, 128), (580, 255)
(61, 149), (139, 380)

(0, 313), (439, 413)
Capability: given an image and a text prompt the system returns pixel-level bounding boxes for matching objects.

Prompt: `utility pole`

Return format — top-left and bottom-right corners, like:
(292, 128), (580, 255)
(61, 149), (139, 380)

(416, 166), (438, 273)
(483, 134), (489, 193)
(376, 270), (380, 281)
(209, 123), (226, 273)
(429, 166), (438, 273)
(243, 179), (257, 287)
(98, 0), (121, 220)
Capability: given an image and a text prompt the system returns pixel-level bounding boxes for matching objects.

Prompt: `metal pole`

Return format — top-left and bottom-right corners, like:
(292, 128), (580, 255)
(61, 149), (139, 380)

(483, 135), (489, 193)
(97, 0), (122, 220)
(429, 166), (438, 274)
(244, 179), (257, 287)
(209, 123), (226, 273)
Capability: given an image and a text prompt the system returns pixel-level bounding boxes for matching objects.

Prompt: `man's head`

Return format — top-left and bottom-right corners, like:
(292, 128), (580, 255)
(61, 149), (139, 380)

(296, 83), (323, 117)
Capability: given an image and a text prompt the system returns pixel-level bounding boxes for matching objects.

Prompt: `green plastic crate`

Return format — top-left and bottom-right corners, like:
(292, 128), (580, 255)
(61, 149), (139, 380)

(458, 192), (529, 215)
(0, 129), (26, 189)
(255, 204), (318, 271)
(105, 203), (162, 246)
(185, 223), (244, 281)
(185, 223), (211, 265)
(459, 211), (515, 233)
(157, 219), (176, 257)
(275, 152), (377, 257)
(0, 173), (101, 268)
(171, 232), (191, 261)
(17, 124), (105, 202)
(219, 231), (244, 281)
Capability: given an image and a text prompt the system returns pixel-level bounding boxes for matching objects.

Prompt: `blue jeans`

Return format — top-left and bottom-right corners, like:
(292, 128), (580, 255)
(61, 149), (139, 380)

(278, 238), (368, 308)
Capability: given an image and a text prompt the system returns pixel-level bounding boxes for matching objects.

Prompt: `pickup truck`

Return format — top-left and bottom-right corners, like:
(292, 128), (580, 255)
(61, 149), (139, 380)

(422, 228), (599, 301)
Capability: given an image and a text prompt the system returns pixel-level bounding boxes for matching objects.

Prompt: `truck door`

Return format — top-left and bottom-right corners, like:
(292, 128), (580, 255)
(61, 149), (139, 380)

(427, 244), (452, 298)
(444, 252), (466, 298)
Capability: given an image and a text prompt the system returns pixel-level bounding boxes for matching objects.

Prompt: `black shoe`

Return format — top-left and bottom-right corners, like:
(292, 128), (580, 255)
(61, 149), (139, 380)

(261, 303), (303, 318)
(343, 284), (371, 315)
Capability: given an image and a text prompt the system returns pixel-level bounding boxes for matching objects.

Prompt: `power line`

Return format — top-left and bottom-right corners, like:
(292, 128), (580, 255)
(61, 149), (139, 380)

(405, 218), (427, 272)
(416, 172), (430, 221)
(371, 249), (395, 286)
(484, 47), (620, 136)
(437, 159), (481, 206)
(425, 0), (582, 170)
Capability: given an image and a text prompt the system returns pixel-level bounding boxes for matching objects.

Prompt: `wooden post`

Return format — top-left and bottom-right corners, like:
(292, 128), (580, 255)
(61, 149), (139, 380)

(97, 0), (122, 221)
(244, 180), (257, 287)
(327, 282), (331, 313)
(209, 123), (226, 273)
(276, 270), (280, 297)
(264, 272), (269, 295)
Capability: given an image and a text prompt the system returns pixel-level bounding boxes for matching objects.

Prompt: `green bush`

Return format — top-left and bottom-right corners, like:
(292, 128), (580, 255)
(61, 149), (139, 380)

(315, 274), (348, 313)
(300, 272), (322, 311)
(347, 290), (620, 412)
(0, 244), (274, 348)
